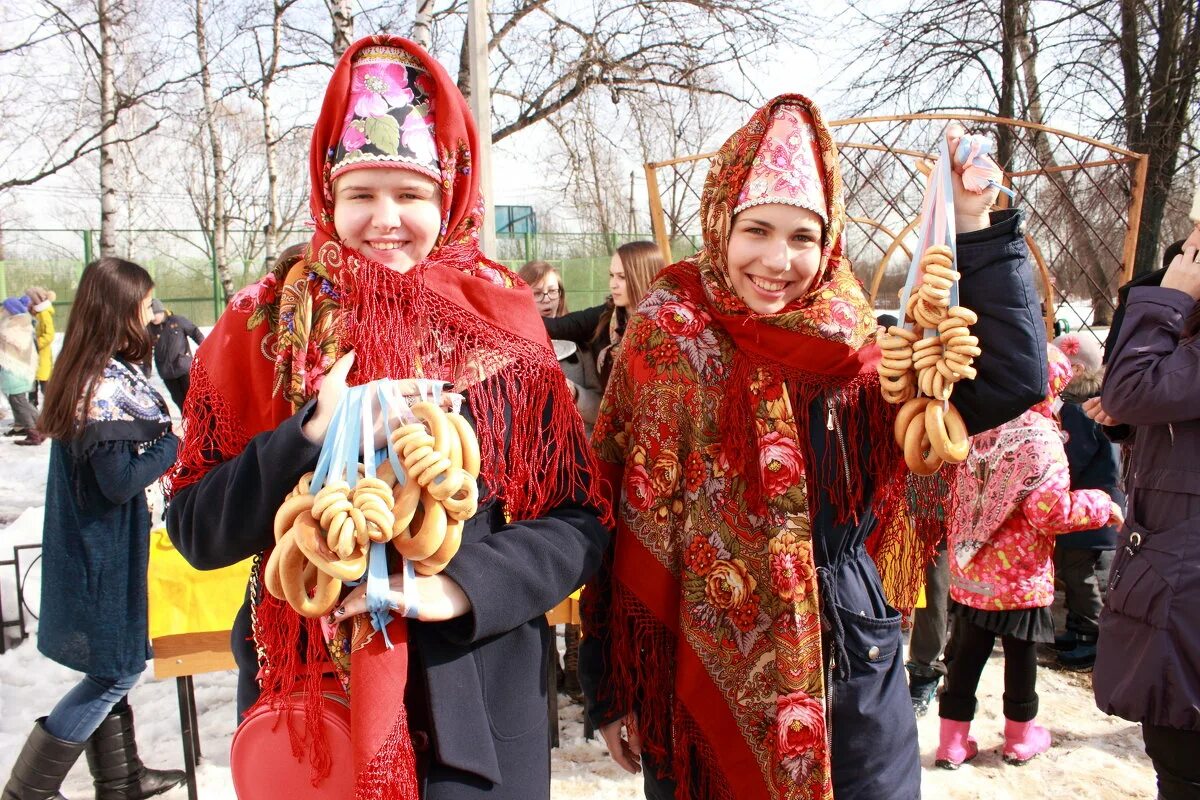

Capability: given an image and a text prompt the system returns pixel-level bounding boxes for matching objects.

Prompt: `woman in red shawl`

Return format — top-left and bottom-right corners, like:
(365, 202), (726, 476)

(166, 37), (608, 800)
(579, 98), (1049, 799)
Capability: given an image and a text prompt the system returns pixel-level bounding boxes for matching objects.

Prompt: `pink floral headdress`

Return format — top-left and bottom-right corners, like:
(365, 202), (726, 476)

(733, 105), (828, 222)
(1051, 333), (1101, 372)
(330, 45), (439, 183)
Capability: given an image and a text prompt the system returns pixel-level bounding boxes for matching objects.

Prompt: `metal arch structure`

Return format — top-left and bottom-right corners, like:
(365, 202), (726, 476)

(644, 113), (1149, 339)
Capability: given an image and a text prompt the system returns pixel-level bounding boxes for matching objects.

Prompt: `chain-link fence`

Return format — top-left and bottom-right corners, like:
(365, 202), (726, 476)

(0, 228), (690, 326)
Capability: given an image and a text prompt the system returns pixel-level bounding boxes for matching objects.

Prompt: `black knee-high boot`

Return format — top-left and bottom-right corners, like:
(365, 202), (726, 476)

(83, 702), (185, 800)
(2, 718), (87, 800)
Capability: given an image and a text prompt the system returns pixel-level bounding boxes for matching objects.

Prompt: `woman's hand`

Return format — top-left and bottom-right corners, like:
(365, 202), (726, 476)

(599, 713), (642, 774)
(302, 351), (355, 444)
(945, 123), (1000, 234)
(1161, 243), (1200, 301)
(332, 570), (472, 622)
(1082, 396), (1120, 427)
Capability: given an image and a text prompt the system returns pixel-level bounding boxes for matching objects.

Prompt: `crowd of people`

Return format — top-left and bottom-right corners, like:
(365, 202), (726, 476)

(2, 31), (1199, 800)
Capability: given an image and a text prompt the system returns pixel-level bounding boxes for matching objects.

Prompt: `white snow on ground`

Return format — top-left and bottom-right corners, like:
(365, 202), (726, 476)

(0, 351), (1159, 799)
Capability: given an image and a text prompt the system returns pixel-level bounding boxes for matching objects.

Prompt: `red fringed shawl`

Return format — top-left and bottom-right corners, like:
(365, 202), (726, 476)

(581, 95), (941, 800)
(168, 35), (605, 800)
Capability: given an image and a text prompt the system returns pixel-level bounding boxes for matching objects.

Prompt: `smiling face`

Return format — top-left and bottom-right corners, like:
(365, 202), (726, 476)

(530, 272), (562, 318)
(332, 168), (443, 273)
(609, 252), (628, 308)
(725, 204), (823, 315)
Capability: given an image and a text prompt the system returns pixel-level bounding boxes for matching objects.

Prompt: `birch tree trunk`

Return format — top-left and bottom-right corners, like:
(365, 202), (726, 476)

(195, 0), (233, 301)
(411, 0), (435, 49)
(328, 0), (353, 59)
(98, 0), (120, 256)
(257, 1), (285, 270)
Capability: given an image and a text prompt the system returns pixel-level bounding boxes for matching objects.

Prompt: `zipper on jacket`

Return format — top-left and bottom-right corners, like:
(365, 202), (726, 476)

(825, 651), (836, 754)
(826, 395), (851, 489)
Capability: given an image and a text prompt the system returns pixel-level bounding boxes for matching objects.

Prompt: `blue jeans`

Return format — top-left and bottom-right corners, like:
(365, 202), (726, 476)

(43, 671), (142, 743)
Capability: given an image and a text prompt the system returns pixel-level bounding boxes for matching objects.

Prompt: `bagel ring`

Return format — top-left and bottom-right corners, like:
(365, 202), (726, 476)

(947, 306), (979, 326)
(274, 493), (315, 542)
(411, 401), (453, 458)
(442, 474), (479, 521)
(392, 493), (448, 561)
(414, 516), (464, 576)
(902, 411), (944, 476)
(292, 509), (368, 582)
(447, 413), (481, 478)
(893, 397), (930, 447)
(391, 475), (421, 536)
(880, 370), (914, 390)
(278, 529), (342, 618)
(886, 325), (920, 343)
(926, 401), (971, 463)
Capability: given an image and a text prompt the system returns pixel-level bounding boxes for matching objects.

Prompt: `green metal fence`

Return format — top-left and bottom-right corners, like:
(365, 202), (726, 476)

(0, 228), (701, 326)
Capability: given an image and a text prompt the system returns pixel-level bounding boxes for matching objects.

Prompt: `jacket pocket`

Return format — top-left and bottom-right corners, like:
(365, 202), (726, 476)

(833, 601), (902, 678)
(1105, 515), (1194, 629)
(475, 617), (550, 740)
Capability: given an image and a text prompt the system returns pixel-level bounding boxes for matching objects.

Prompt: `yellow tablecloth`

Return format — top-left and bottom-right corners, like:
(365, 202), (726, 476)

(147, 528), (253, 640)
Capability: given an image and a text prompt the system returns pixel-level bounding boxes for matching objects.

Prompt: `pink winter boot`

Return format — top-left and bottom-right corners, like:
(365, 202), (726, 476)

(1002, 718), (1051, 765)
(935, 718), (979, 770)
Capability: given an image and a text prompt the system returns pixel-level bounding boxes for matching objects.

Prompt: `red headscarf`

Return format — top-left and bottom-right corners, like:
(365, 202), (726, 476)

(169, 35), (605, 800)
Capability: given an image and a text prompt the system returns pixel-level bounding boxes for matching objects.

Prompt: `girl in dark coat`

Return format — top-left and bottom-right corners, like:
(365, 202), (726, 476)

(1050, 332), (1123, 670)
(4, 257), (184, 800)
(1092, 229), (1200, 800)
(165, 36), (608, 800)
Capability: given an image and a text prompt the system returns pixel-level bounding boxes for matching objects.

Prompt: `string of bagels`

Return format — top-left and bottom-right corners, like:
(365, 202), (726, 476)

(265, 380), (480, 624)
(879, 131), (1012, 476)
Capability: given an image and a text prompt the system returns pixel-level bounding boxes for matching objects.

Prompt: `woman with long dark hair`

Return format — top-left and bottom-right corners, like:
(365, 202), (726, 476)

(4, 258), (184, 800)
(542, 240), (664, 390)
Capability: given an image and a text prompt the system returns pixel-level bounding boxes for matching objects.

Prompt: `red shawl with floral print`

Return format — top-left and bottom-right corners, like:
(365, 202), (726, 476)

(168, 36), (604, 800)
(582, 95), (934, 799)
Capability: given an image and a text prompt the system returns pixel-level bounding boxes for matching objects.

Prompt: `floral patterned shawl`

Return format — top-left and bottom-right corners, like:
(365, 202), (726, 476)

(582, 96), (926, 800)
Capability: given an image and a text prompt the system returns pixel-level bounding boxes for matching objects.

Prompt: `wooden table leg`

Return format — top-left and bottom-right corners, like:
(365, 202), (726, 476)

(184, 675), (202, 761)
(176, 677), (199, 800)
(547, 634), (560, 749)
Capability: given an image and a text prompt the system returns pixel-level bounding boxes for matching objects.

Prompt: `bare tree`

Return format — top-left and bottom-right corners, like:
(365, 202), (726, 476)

(194, 0), (230, 296)
(0, 0), (194, 246)
(545, 92), (628, 245)
(1116, 0), (1200, 276)
(425, 0), (800, 143)
(840, 0), (1199, 315)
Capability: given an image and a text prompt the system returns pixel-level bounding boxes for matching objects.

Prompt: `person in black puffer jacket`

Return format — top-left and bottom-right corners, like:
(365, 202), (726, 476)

(1051, 332), (1123, 670)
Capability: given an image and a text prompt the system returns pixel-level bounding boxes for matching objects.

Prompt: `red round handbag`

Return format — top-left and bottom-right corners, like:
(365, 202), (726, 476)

(230, 678), (353, 799)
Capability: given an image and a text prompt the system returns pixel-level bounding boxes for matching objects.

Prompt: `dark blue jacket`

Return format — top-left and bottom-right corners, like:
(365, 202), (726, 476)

(38, 434), (179, 678)
(581, 209), (1048, 800)
(167, 392), (608, 800)
(1057, 401), (1122, 549)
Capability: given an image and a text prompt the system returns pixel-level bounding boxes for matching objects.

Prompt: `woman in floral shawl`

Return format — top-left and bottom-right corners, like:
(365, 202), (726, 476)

(579, 96), (1048, 800)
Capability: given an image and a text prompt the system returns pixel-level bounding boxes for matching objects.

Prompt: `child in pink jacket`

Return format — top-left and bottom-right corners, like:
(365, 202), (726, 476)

(936, 344), (1121, 768)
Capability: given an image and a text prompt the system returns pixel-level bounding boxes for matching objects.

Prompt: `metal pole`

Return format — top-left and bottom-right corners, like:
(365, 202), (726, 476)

(468, 0), (496, 259)
(210, 234), (221, 322)
(82, 230), (94, 270)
